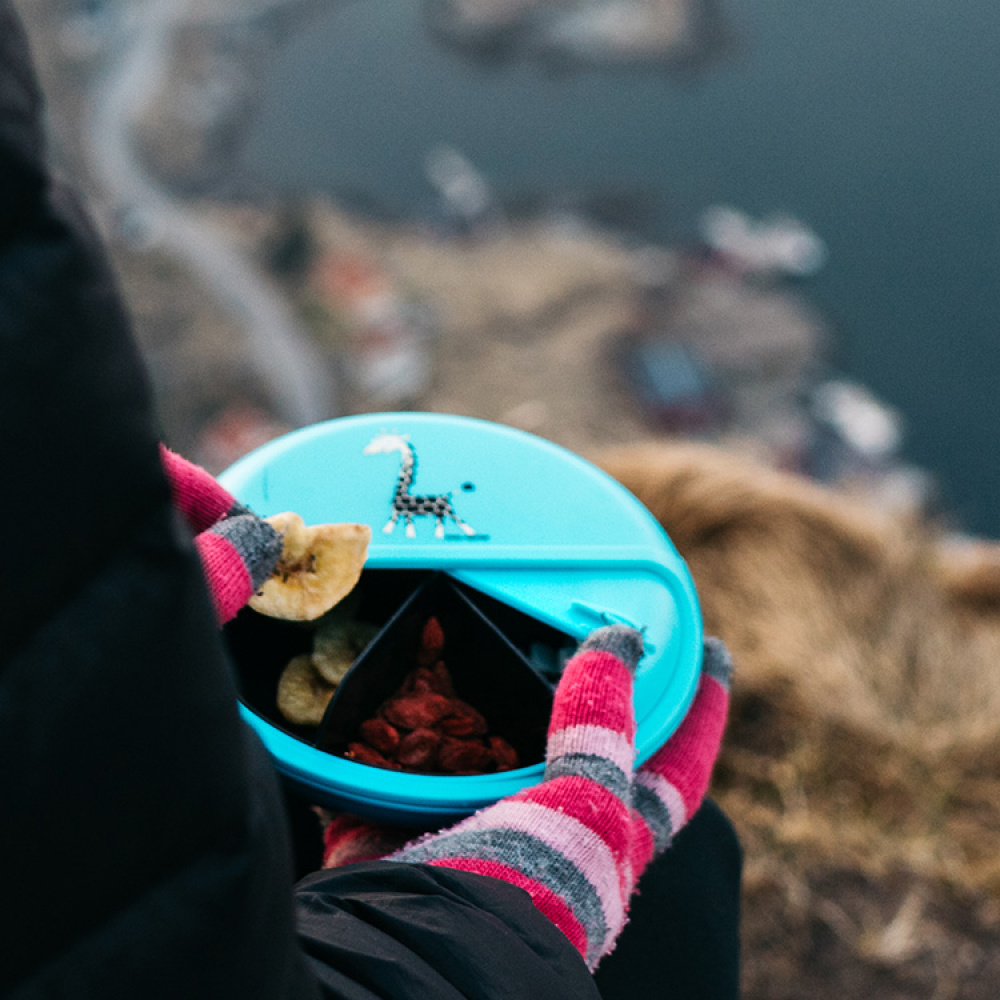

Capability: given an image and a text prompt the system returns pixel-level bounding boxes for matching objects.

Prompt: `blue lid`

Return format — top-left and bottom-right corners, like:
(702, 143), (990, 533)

(220, 412), (703, 818)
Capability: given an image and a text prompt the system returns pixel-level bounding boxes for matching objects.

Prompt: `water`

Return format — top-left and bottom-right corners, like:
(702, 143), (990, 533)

(241, 0), (1000, 536)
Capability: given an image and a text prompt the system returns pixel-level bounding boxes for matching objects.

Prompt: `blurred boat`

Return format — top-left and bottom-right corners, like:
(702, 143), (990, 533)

(614, 333), (727, 434)
(700, 205), (827, 279)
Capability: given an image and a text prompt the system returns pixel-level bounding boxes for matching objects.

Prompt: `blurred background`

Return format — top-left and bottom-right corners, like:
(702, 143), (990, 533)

(22, 0), (1000, 535)
(16, 0), (1000, 995)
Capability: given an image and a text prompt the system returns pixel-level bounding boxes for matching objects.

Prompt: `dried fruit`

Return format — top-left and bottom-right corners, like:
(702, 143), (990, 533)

(401, 667), (432, 695)
(249, 512), (371, 621)
(431, 661), (455, 696)
(345, 742), (397, 770)
(359, 718), (401, 756)
(342, 616), (522, 777)
(438, 738), (493, 774)
(313, 618), (378, 685)
(439, 703), (488, 738)
(417, 616), (445, 666)
(382, 693), (454, 731)
(489, 736), (519, 771)
(276, 654), (335, 727)
(397, 728), (441, 769)
(401, 663), (455, 696)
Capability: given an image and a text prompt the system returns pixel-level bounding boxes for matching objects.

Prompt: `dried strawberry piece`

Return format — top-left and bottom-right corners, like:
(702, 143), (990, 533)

(438, 738), (493, 774)
(359, 718), (400, 756)
(489, 736), (519, 771)
(345, 610), (525, 778)
(382, 693), (454, 731)
(405, 667), (440, 695)
(401, 664), (452, 696)
(345, 742), (398, 770)
(397, 728), (441, 770)
(440, 702), (488, 738)
(416, 616), (445, 666)
(431, 661), (455, 696)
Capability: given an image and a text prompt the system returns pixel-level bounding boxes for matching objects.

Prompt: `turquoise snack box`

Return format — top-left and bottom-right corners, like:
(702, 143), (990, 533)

(220, 412), (702, 824)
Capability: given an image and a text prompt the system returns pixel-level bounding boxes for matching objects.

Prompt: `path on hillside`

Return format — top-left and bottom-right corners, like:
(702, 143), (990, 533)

(85, 0), (336, 428)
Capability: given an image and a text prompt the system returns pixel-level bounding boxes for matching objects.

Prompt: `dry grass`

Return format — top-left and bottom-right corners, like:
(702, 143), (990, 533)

(595, 440), (1000, 998)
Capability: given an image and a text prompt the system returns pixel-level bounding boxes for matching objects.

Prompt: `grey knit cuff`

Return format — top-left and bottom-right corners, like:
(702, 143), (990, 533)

(701, 637), (734, 691)
(578, 625), (644, 673)
(213, 514), (284, 591)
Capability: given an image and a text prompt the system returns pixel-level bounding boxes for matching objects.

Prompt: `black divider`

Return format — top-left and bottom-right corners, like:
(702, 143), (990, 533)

(315, 573), (555, 770)
(454, 582), (577, 686)
(226, 610), (314, 741)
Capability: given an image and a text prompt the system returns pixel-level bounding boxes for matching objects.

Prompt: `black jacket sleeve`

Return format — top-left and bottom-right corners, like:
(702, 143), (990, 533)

(0, 7), (317, 998)
(295, 863), (601, 999)
(0, 9), (599, 999)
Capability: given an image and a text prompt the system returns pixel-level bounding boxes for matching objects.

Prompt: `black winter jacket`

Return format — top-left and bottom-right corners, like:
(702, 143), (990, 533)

(0, 7), (601, 998)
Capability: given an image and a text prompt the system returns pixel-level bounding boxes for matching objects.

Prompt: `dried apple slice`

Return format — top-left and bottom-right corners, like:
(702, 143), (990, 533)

(312, 617), (379, 686)
(249, 512), (371, 621)
(276, 654), (335, 726)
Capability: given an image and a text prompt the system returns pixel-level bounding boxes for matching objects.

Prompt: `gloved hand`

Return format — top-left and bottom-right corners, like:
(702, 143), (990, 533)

(160, 445), (283, 624)
(320, 626), (733, 971)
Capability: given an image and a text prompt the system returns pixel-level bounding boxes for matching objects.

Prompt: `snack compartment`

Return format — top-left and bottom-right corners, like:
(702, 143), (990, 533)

(225, 570), (563, 775)
(315, 572), (555, 771)
(225, 569), (428, 740)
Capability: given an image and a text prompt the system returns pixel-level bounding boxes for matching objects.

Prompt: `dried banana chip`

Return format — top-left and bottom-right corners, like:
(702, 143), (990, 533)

(276, 653), (335, 727)
(249, 512), (371, 621)
(313, 618), (379, 686)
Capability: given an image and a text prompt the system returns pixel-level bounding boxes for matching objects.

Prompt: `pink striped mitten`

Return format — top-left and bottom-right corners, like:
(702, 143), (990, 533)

(160, 444), (282, 624)
(322, 629), (732, 972)
(388, 625), (644, 970)
(160, 444), (246, 531)
(627, 637), (732, 893)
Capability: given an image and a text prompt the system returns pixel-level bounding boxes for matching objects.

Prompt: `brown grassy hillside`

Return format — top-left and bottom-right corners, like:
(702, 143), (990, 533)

(597, 441), (1000, 999)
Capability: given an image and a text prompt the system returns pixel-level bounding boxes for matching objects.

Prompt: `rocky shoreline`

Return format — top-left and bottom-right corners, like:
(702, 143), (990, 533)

(422, 0), (730, 71)
(20, 0), (934, 520)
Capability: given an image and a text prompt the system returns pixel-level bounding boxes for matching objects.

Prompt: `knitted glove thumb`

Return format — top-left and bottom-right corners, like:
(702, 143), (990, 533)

(628, 637), (733, 884)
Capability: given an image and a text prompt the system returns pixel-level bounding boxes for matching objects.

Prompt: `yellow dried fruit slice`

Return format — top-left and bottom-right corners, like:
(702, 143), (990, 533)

(276, 654), (336, 727)
(249, 512), (371, 621)
(312, 618), (379, 686)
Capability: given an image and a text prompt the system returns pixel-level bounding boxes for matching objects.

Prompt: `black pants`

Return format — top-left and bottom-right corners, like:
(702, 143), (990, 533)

(594, 799), (742, 999)
(285, 792), (742, 999)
